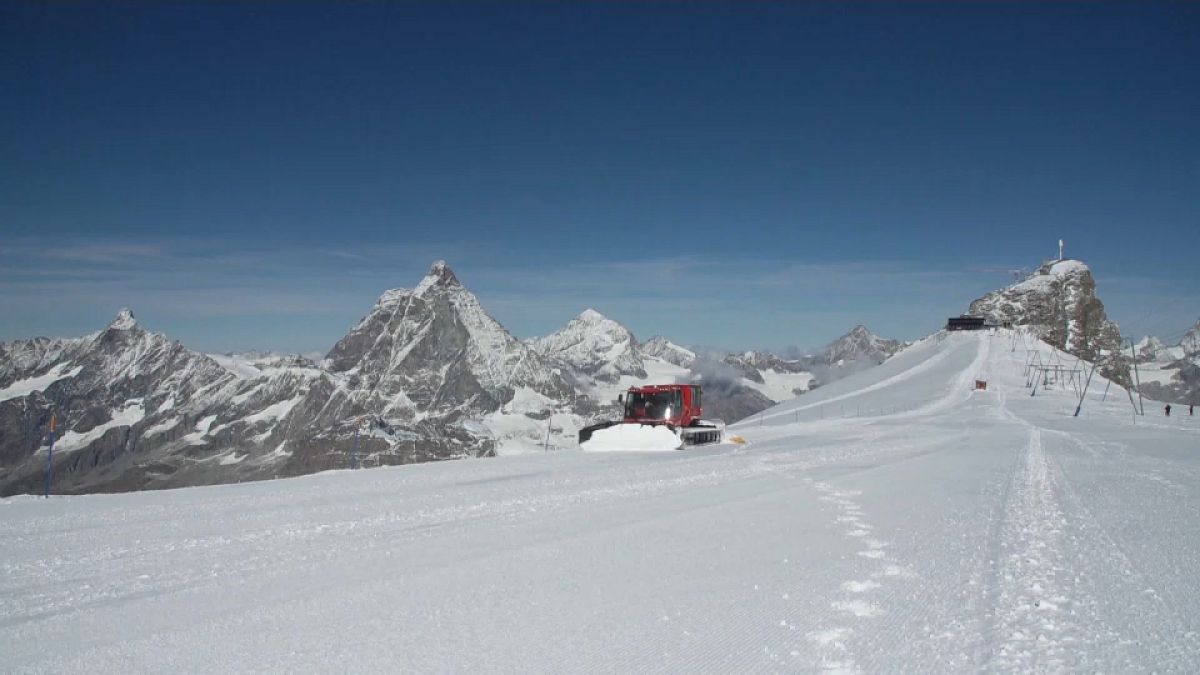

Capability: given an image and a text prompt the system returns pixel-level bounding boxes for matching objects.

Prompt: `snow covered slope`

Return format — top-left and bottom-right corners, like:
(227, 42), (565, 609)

(719, 325), (904, 407)
(4, 328), (1198, 671)
(695, 326), (902, 421)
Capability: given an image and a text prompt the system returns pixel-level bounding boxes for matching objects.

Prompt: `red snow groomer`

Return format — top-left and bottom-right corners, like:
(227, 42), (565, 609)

(578, 383), (725, 447)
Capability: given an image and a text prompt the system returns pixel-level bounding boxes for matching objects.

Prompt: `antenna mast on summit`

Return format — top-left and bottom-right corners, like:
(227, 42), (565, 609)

(1058, 239), (1064, 261)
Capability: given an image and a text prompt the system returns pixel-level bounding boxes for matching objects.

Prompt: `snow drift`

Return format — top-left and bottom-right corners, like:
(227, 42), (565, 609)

(579, 423), (684, 452)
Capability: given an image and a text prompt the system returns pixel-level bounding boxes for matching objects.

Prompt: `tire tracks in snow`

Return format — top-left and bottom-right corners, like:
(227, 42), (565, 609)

(985, 349), (1115, 670)
(986, 342), (1200, 671)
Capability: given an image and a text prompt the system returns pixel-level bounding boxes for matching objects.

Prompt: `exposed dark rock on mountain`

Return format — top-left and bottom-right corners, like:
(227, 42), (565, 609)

(638, 336), (697, 369)
(969, 259), (1126, 381)
(819, 325), (905, 367)
(0, 262), (918, 495)
(530, 309), (646, 386)
(0, 264), (585, 496)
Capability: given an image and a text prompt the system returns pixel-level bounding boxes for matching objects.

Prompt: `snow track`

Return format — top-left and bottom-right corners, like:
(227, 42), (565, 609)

(3, 331), (1199, 672)
(988, 428), (1078, 670)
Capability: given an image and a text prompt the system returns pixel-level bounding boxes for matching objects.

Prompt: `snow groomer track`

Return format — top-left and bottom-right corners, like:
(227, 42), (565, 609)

(4, 330), (1199, 672)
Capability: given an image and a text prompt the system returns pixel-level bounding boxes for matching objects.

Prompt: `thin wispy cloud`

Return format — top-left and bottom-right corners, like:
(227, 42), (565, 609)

(0, 235), (1184, 354)
(43, 243), (166, 264)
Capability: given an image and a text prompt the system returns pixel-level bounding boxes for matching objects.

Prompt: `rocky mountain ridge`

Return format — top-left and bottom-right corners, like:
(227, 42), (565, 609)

(1132, 318), (1200, 405)
(819, 325), (906, 367)
(529, 308), (646, 389)
(0, 263), (592, 496)
(1, 261), (907, 496)
(969, 258), (1126, 381)
(637, 336), (697, 369)
(326, 261), (576, 420)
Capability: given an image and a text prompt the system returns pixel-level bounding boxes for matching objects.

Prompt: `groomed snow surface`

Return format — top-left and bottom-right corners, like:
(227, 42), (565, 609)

(4, 330), (1200, 672)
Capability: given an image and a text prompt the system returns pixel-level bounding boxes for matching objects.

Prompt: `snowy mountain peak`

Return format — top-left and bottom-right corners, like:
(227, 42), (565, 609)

(969, 255), (1121, 369)
(639, 336), (697, 369)
(414, 260), (462, 297)
(371, 261), (466, 307)
(822, 325), (904, 366)
(107, 308), (138, 331)
(1006, 258), (1091, 295)
(1045, 258), (1089, 276)
(1181, 318), (1200, 356)
(327, 262), (574, 419)
(532, 311), (646, 385)
(1136, 335), (1165, 358)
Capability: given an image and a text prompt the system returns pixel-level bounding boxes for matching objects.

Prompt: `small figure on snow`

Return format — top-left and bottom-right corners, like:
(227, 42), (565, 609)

(1164, 404), (1171, 417)
(1191, 404), (1195, 416)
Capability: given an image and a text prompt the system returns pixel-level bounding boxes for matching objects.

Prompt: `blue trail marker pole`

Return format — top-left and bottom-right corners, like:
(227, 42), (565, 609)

(44, 413), (56, 498)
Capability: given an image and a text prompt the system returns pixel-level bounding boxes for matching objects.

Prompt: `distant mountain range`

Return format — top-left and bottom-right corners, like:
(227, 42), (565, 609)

(1131, 320), (1200, 405)
(0, 261), (905, 495)
(4, 254), (1188, 495)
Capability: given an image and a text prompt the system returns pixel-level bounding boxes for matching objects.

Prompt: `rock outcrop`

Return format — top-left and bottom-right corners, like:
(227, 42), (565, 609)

(970, 259), (1125, 379)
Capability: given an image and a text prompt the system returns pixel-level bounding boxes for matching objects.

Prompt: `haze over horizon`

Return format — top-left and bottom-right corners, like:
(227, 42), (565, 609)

(3, 2), (1197, 353)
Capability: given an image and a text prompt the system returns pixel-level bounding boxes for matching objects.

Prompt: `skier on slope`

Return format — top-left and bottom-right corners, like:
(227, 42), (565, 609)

(1165, 404), (1171, 417)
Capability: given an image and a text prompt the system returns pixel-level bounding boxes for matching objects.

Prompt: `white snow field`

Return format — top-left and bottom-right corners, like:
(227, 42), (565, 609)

(4, 330), (1200, 672)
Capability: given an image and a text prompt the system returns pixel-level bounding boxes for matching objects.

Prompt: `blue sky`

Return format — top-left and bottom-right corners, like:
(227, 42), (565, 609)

(2, 2), (1197, 354)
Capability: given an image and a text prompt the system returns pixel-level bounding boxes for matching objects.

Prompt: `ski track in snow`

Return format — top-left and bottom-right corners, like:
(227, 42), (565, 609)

(987, 427), (1079, 670)
(3, 330), (1200, 672)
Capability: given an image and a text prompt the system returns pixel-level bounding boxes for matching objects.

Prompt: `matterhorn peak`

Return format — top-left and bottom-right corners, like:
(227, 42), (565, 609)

(107, 308), (138, 331)
(413, 260), (462, 297)
(420, 257), (460, 289)
(428, 259), (452, 276)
